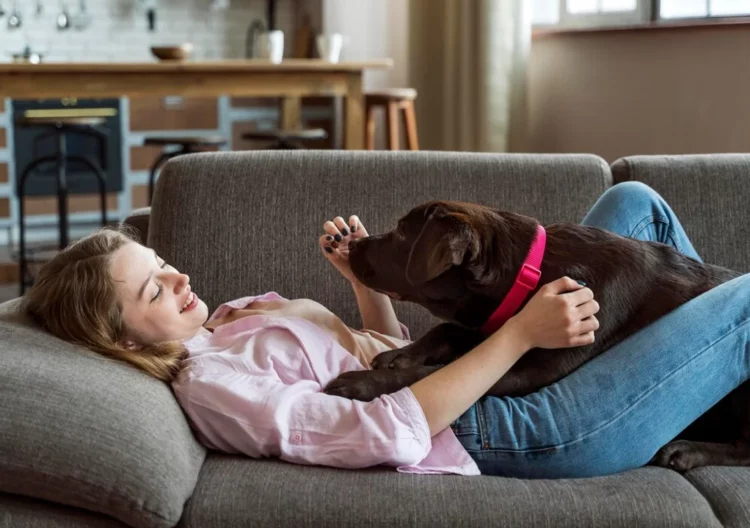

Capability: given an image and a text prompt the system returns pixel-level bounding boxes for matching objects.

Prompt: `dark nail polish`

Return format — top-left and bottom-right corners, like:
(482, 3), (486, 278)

(325, 247), (333, 254)
(341, 228), (349, 236)
(334, 234), (342, 242)
(326, 235), (333, 241)
(576, 280), (588, 287)
(351, 225), (357, 232)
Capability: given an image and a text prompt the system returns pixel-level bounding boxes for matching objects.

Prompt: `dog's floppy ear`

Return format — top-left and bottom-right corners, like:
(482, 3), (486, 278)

(405, 207), (473, 286)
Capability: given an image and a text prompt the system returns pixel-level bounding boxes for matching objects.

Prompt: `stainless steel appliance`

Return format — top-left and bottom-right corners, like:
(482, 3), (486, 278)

(12, 97), (123, 196)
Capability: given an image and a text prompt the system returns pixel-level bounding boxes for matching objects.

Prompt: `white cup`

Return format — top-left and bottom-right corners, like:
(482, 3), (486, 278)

(316, 33), (345, 63)
(254, 30), (284, 63)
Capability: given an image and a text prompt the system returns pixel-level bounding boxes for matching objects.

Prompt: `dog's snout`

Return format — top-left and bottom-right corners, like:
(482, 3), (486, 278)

(354, 256), (375, 280)
(348, 239), (375, 280)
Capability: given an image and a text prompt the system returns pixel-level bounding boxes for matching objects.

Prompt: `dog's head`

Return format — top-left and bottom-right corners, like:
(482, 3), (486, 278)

(349, 200), (537, 324)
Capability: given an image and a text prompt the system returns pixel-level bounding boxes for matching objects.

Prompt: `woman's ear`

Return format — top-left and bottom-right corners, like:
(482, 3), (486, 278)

(119, 339), (141, 350)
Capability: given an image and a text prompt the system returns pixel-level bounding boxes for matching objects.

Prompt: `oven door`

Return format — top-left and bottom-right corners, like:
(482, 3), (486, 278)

(13, 99), (123, 197)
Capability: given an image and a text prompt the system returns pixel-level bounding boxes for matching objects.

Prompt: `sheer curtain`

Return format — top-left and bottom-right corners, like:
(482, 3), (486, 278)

(408, 0), (531, 152)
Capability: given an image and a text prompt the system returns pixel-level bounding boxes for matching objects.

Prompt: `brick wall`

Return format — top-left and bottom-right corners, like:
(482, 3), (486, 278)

(1, 0), (298, 62)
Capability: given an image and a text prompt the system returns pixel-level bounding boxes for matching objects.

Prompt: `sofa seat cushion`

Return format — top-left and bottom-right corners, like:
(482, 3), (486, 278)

(686, 467), (750, 528)
(0, 300), (206, 528)
(180, 454), (721, 528)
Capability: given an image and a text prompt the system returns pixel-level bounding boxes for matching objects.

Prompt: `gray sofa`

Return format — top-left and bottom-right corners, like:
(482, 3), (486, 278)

(2, 151), (750, 528)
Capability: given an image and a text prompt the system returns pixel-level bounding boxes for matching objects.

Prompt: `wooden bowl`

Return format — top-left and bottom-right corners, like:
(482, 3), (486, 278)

(150, 44), (194, 61)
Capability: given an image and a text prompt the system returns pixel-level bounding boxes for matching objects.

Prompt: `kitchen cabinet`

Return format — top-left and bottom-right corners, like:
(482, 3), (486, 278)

(129, 97), (219, 131)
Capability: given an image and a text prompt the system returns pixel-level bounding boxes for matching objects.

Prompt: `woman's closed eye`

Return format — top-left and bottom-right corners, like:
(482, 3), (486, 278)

(150, 261), (170, 303)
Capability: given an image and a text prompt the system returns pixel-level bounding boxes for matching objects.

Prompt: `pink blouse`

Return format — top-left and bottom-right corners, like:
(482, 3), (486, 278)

(172, 293), (480, 475)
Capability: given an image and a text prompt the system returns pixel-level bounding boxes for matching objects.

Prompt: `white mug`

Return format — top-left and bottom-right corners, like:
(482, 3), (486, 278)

(254, 30), (284, 64)
(316, 33), (345, 63)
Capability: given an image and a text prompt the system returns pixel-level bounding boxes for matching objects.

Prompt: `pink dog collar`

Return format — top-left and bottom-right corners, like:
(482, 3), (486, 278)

(480, 224), (546, 335)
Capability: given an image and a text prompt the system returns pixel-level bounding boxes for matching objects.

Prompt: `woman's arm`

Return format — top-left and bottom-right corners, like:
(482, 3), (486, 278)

(351, 281), (403, 338)
(411, 277), (600, 436)
(319, 215), (405, 339)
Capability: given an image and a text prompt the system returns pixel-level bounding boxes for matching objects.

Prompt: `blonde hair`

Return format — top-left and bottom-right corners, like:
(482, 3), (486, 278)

(23, 227), (187, 381)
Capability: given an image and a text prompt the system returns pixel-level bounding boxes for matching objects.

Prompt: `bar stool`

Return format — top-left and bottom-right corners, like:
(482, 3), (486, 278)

(365, 88), (419, 151)
(242, 129), (328, 150)
(16, 116), (109, 295)
(145, 135), (227, 205)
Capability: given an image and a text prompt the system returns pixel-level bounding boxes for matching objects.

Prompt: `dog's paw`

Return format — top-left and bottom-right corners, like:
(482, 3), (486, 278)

(370, 349), (429, 370)
(323, 370), (392, 401)
(650, 440), (708, 473)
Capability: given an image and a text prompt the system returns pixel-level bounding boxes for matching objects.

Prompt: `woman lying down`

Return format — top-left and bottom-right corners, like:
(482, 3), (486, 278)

(24, 185), (750, 479)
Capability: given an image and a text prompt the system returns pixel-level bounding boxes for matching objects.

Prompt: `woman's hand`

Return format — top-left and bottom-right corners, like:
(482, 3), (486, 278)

(507, 276), (600, 350)
(319, 215), (368, 284)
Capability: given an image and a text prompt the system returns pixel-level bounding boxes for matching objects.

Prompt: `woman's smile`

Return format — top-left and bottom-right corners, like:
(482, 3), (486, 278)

(181, 290), (199, 312)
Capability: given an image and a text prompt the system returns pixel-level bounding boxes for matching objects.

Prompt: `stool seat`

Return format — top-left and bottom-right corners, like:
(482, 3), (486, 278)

(365, 87), (419, 151)
(144, 135), (227, 147)
(145, 135), (228, 206)
(242, 129), (328, 142)
(16, 116), (106, 128)
(366, 88), (418, 103)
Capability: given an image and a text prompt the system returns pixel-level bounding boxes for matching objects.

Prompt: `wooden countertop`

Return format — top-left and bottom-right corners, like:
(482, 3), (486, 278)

(0, 59), (393, 73)
(0, 58), (392, 149)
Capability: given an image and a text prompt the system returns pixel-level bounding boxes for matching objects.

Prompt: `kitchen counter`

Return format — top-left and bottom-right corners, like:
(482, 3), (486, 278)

(0, 59), (393, 72)
(0, 59), (394, 150)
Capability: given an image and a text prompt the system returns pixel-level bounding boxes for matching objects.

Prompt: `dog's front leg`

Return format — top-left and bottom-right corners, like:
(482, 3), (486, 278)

(651, 440), (750, 472)
(324, 366), (441, 401)
(370, 323), (483, 370)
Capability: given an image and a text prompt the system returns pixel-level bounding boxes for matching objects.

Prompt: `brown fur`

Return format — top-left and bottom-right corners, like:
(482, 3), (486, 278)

(324, 200), (750, 472)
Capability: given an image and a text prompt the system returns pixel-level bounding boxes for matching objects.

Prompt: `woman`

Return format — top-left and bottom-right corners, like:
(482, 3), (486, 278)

(24, 182), (750, 479)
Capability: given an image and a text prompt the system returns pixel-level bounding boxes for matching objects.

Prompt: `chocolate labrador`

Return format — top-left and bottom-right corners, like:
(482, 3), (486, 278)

(324, 200), (750, 472)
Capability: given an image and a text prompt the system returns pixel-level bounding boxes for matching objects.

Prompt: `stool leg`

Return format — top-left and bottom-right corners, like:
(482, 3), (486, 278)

(16, 155), (58, 295)
(385, 102), (400, 151)
(366, 102), (377, 151)
(56, 131), (69, 250)
(70, 156), (108, 227)
(18, 183), (25, 296)
(402, 102), (419, 151)
(148, 150), (175, 206)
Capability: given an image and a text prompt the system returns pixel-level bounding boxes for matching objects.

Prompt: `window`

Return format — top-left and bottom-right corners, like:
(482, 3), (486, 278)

(532, 0), (750, 28)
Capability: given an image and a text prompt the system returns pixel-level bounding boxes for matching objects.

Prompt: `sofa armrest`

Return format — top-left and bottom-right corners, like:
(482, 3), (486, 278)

(123, 207), (151, 245)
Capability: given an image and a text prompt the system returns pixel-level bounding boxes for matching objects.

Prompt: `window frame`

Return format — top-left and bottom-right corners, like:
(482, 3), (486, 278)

(557, 0), (653, 28)
(534, 0), (750, 29)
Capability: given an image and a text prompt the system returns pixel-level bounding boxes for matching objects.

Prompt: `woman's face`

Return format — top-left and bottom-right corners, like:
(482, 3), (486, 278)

(110, 241), (209, 347)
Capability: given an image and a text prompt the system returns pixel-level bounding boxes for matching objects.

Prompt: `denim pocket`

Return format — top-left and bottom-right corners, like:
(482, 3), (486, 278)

(450, 403), (479, 435)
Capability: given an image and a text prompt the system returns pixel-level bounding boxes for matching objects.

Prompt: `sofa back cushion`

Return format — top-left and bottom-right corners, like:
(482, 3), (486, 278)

(0, 299), (206, 528)
(612, 154), (750, 272)
(150, 151), (611, 337)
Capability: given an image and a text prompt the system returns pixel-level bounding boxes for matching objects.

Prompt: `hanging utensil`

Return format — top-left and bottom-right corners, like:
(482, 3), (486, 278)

(56, 0), (69, 30)
(36, 0), (43, 16)
(7, 0), (21, 29)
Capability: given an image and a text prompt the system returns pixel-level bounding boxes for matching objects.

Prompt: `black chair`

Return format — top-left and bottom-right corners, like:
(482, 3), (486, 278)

(242, 129), (328, 150)
(145, 136), (227, 205)
(16, 116), (109, 295)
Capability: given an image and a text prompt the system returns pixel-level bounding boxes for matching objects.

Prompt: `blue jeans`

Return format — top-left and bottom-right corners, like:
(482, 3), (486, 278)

(452, 182), (750, 478)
